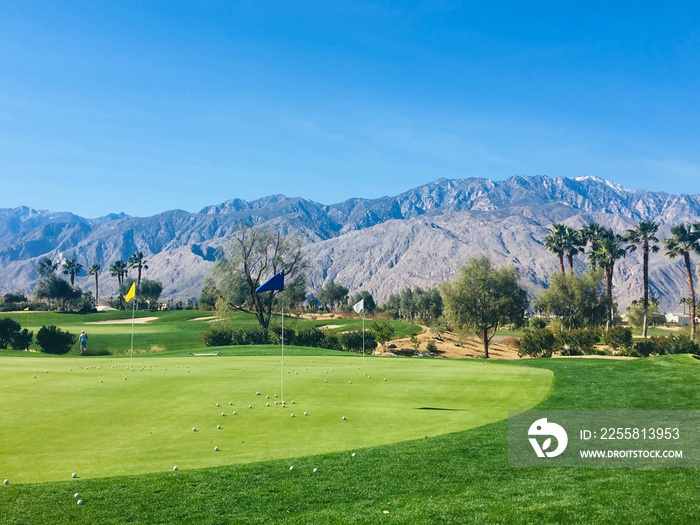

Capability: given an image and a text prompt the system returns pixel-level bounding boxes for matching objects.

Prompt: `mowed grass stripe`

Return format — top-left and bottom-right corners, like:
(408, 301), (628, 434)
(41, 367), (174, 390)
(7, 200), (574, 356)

(0, 354), (551, 483)
(1, 355), (700, 523)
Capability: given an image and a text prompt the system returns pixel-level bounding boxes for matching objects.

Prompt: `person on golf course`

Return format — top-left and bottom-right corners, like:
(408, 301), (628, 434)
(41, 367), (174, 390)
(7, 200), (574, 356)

(79, 331), (88, 354)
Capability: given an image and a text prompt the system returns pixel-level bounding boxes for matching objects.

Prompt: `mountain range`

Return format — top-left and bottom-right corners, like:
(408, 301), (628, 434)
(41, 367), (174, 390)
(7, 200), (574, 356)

(2, 175), (700, 312)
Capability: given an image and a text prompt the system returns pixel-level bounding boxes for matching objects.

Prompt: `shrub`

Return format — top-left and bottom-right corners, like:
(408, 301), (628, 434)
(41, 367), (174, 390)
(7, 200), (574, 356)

(295, 328), (328, 348)
(338, 330), (377, 353)
(202, 326), (234, 347)
(426, 340), (438, 353)
(558, 329), (601, 355)
(665, 334), (700, 355)
(9, 328), (33, 351)
(604, 326), (633, 353)
(36, 325), (76, 355)
(230, 328), (270, 345)
(269, 326), (295, 345)
(0, 317), (21, 349)
(529, 317), (548, 329)
(516, 329), (560, 358)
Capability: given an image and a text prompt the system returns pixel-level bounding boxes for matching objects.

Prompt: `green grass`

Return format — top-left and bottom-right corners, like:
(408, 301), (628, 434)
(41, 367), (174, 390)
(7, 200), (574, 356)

(0, 310), (422, 356)
(2, 343), (700, 522)
(0, 353), (550, 484)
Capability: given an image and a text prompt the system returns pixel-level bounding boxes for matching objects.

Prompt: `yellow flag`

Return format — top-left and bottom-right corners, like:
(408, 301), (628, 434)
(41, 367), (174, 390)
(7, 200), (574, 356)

(125, 283), (136, 303)
(23, 307), (29, 311)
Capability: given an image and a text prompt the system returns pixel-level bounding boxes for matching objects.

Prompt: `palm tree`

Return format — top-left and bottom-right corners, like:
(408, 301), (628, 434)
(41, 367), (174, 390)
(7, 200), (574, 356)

(664, 223), (700, 340)
(544, 224), (580, 274)
(580, 222), (608, 270)
(109, 260), (128, 287)
(624, 221), (660, 338)
(128, 251), (148, 286)
(88, 264), (101, 305)
(61, 258), (83, 286)
(590, 228), (626, 329)
(680, 297), (690, 316)
(36, 257), (58, 277)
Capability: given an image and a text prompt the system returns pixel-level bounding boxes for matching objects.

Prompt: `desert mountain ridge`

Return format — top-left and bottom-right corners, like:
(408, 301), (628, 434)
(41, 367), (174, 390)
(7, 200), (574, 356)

(2, 175), (699, 312)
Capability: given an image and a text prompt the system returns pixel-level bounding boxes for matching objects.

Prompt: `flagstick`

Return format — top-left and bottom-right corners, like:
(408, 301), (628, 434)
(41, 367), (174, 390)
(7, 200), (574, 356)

(361, 314), (365, 365)
(129, 297), (136, 370)
(281, 290), (285, 403)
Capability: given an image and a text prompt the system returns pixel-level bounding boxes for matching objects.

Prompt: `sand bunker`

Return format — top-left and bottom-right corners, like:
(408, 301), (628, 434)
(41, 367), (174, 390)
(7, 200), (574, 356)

(86, 316), (158, 325)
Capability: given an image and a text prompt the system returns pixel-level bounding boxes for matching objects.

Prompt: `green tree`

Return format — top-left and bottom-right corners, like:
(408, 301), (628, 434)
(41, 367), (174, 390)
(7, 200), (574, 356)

(589, 229), (626, 329)
(139, 278), (164, 311)
(349, 291), (377, 315)
(10, 328), (33, 351)
(626, 298), (662, 330)
(0, 317), (21, 349)
(580, 222), (608, 270)
(128, 251), (148, 286)
(210, 228), (307, 329)
(36, 325), (76, 355)
(36, 257), (58, 277)
(441, 257), (528, 359)
(534, 270), (607, 330)
(109, 260), (128, 287)
(61, 258), (83, 286)
(544, 224), (581, 274)
(370, 321), (395, 351)
(664, 223), (700, 340)
(317, 281), (349, 312)
(88, 264), (101, 305)
(624, 221), (660, 338)
(34, 274), (82, 311)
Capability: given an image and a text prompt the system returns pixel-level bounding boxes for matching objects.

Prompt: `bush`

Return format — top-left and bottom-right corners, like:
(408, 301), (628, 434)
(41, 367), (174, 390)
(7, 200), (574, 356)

(529, 317), (548, 329)
(558, 329), (601, 355)
(0, 317), (21, 349)
(426, 340), (438, 353)
(604, 326), (633, 353)
(338, 330), (377, 353)
(516, 329), (560, 358)
(202, 326), (234, 347)
(631, 335), (700, 357)
(36, 325), (76, 355)
(9, 328), (33, 351)
(295, 328), (328, 348)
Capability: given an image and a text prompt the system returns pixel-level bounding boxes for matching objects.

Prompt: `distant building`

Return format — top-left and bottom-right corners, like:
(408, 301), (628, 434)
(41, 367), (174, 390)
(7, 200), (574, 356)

(665, 313), (690, 326)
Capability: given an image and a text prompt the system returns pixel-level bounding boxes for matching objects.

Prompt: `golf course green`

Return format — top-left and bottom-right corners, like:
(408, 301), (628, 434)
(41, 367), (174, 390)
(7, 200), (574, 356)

(0, 353), (551, 483)
(3, 311), (700, 523)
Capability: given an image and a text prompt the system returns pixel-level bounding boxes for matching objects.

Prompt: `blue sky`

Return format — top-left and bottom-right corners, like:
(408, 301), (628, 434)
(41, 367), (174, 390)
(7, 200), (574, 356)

(1, 1), (699, 218)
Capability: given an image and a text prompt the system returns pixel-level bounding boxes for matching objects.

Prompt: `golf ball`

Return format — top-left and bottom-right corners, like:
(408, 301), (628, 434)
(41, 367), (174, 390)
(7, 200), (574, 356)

(3, 479), (8, 485)
(289, 465), (294, 471)
(173, 466), (178, 471)
(342, 416), (347, 420)
(214, 446), (219, 451)
(74, 493), (80, 498)
(313, 468), (319, 473)
(192, 427), (197, 432)
(72, 473), (78, 478)
(77, 499), (84, 505)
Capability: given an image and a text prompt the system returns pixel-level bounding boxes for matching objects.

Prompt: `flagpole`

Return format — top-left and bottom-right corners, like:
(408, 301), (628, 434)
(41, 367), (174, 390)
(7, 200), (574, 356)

(129, 296), (135, 370)
(362, 312), (365, 365)
(281, 289), (285, 404)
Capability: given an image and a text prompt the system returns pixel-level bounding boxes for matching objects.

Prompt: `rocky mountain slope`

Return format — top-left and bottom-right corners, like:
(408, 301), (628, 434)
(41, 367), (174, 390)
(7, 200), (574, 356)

(2, 175), (699, 312)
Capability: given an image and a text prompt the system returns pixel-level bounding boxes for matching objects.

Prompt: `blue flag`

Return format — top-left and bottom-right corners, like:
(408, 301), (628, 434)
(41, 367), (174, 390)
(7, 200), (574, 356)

(255, 270), (285, 294)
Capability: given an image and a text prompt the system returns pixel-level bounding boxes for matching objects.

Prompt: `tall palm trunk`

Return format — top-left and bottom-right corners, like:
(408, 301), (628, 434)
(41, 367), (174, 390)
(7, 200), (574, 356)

(605, 266), (614, 330)
(684, 252), (697, 340)
(94, 274), (99, 305)
(642, 247), (649, 338)
(557, 253), (565, 274)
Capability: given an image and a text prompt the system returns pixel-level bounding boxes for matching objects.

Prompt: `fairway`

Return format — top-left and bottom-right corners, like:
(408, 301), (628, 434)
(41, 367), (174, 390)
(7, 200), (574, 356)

(0, 353), (551, 483)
